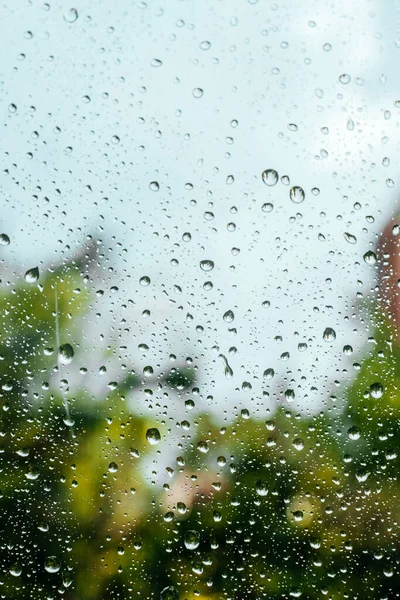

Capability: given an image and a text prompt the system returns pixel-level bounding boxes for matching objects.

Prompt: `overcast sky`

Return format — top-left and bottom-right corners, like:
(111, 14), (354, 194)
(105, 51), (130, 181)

(1, 0), (400, 419)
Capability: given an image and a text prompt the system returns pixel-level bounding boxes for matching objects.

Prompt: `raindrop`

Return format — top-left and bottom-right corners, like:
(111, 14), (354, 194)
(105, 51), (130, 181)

(255, 480), (269, 496)
(343, 345), (353, 355)
(160, 586), (179, 600)
(219, 354), (233, 378)
(0, 233), (10, 246)
(139, 276), (151, 286)
(363, 251), (377, 265)
(339, 73), (351, 84)
(348, 426), (361, 440)
(44, 556), (61, 573)
(200, 259), (214, 272)
(149, 181), (159, 191)
(370, 382), (384, 399)
(108, 462), (118, 473)
(262, 202), (274, 213)
(262, 169), (279, 186)
(323, 327), (336, 342)
(58, 343), (74, 365)
(290, 186), (305, 204)
(199, 41), (211, 50)
(24, 266), (39, 283)
(9, 563), (22, 577)
(184, 530), (201, 550)
(63, 8), (78, 23)
(146, 428), (161, 445)
(192, 88), (204, 98)
(223, 310), (234, 322)
(344, 232), (357, 244)
(292, 438), (304, 451)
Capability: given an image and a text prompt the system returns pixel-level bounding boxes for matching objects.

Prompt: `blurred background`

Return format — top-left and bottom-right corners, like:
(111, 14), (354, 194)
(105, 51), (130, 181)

(0, 0), (399, 598)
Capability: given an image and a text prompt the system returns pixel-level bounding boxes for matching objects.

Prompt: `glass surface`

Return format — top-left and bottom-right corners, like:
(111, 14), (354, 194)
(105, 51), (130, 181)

(0, 1), (398, 598)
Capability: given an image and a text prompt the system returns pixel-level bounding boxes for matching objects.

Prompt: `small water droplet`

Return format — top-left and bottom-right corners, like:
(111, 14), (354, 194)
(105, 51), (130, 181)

(149, 181), (159, 191)
(256, 479), (269, 496)
(108, 462), (118, 473)
(363, 251), (377, 265)
(262, 202), (274, 213)
(24, 266), (39, 283)
(262, 169), (279, 186)
(146, 427), (161, 445)
(192, 87), (204, 98)
(219, 354), (233, 378)
(292, 438), (304, 451)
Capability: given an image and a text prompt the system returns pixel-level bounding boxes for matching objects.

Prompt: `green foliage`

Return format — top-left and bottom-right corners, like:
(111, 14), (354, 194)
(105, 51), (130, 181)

(0, 257), (398, 599)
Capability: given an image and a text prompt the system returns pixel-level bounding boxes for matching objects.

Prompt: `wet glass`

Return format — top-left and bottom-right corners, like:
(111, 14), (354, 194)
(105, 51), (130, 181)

(0, 1), (398, 598)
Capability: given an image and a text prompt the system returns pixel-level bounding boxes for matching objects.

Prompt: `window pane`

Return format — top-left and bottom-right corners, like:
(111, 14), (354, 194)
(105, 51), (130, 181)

(0, 1), (398, 598)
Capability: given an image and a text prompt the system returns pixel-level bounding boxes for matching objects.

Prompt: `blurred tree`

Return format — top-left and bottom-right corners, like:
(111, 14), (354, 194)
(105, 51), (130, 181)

(0, 240), (398, 600)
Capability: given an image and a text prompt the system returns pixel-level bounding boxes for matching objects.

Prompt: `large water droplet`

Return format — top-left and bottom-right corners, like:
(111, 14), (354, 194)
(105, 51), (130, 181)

(200, 259), (214, 272)
(24, 266), (39, 283)
(262, 169), (278, 186)
(348, 426), (361, 440)
(44, 556), (61, 573)
(184, 530), (200, 550)
(344, 232), (357, 244)
(160, 586), (179, 600)
(146, 427), (161, 445)
(219, 354), (233, 378)
(363, 250), (377, 265)
(370, 382), (384, 399)
(255, 479), (269, 496)
(58, 343), (74, 365)
(63, 8), (78, 23)
(323, 327), (336, 342)
(289, 186), (305, 204)
(223, 310), (234, 323)
(0, 233), (10, 246)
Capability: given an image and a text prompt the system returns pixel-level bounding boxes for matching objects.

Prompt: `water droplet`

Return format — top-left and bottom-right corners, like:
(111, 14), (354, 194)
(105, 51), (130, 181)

(160, 585), (179, 600)
(199, 40), (211, 50)
(263, 368), (275, 379)
(58, 343), (74, 365)
(8, 103), (17, 113)
(139, 276), (151, 286)
(339, 73), (351, 84)
(292, 438), (304, 451)
(192, 87), (204, 98)
(182, 232), (191, 241)
(343, 345), (353, 355)
(0, 233), (10, 246)
(184, 530), (201, 550)
(151, 58), (163, 67)
(356, 468), (370, 483)
(197, 440), (209, 453)
(255, 479), (269, 496)
(25, 464), (40, 480)
(344, 232), (357, 244)
(262, 169), (279, 186)
(149, 181), (159, 191)
(63, 8), (78, 23)
(200, 259), (214, 272)
(290, 186), (305, 204)
(108, 462), (118, 473)
(323, 327), (336, 342)
(348, 426), (361, 441)
(262, 202), (274, 213)
(370, 382), (384, 399)
(24, 266), (39, 283)
(146, 427), (161, 445)
(9, 563), (22, 577)
(219, 354), (233, 378)
(392, 224), (400, 236)
(363, 251), (377, 265)
(44, 556), (61, 573)
(223, 310), (234, 323)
